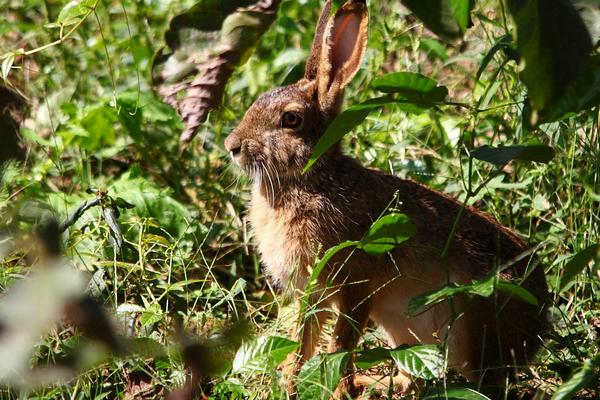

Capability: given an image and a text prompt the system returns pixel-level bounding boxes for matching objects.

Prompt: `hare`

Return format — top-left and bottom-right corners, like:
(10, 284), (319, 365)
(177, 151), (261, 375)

(225, 0), (549, 395)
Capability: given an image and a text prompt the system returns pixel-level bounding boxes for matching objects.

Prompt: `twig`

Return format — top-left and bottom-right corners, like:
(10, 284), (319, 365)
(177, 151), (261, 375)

(59, 197), (101, 232)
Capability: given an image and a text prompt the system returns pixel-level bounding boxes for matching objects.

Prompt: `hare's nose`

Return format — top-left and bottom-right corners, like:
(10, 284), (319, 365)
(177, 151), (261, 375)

(225, 134), (242, 156)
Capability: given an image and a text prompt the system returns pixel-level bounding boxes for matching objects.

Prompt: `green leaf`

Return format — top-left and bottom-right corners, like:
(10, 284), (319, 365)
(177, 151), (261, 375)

(540, 55), (600, 122)
(140, 303), (163, 326)
(372, 72), (448, 102)
(109, 168), (204, 242)
(114, 197), (135, 210)
(297, 351), (351, 400)
(310, 241), (358, 287)
(355, 347), (391, 369)
(471, 144), (555, 166)
(507, 0), (592, 110)
(57, 0), (96, 25)
(390, 345), (444, 380)
(559, 243), (599, 293)
(419, 38), (449, 62)
(422, 385), (491, 400)
(496, 281), (539, 306)
(359, 213), (416, 256)
(408, 274), (496, 316)
(232, 336), (298, 374)
(476, 34), (515, 82)
(303, 97), (390, 173)
(449, 0), (472, 33)
(551, 355), (600, 400)
(401, 0), (468, 39)
(1, 53), (14, 80)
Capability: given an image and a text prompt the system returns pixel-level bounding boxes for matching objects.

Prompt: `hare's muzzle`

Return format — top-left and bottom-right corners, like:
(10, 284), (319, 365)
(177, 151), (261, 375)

(224, 133), (242, 158)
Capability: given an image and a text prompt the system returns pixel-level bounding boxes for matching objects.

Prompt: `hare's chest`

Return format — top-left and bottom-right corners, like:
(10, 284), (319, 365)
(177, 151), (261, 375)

(249, 198), (316, 289)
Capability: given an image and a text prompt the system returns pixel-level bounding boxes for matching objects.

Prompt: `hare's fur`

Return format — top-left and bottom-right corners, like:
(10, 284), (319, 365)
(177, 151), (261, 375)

(225, 0), (548, 392)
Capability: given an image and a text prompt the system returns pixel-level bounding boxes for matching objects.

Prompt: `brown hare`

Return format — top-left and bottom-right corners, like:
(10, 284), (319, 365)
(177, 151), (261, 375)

(225, 0), (549, 395)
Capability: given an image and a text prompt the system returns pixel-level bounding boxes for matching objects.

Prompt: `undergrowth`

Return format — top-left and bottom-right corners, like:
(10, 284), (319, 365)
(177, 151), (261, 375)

(0, 0), (598, 399)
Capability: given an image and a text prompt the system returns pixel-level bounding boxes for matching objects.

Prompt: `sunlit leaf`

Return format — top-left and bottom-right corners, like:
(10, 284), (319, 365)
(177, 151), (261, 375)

(232, 336), (298, 374)
(359, 213), (415, 256)
(303, 97), (391, 172)
(297, 351), (351, 400)
(390, 345), (444, 380)
(408, 274), (495, 316)
(140, 303), (163, 326)
(57, 0), (96, 26)
(496, 281), (539, 306)
(422, 385), (491, 400)
(372, 72), (448, 102)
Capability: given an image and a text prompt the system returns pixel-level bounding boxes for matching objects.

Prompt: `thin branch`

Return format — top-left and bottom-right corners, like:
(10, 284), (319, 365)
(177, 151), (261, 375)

(59, 197), (101, 232)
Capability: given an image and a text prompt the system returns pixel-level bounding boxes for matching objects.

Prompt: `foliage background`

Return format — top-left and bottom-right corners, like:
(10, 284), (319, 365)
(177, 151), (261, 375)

(0, 0), (598, 398)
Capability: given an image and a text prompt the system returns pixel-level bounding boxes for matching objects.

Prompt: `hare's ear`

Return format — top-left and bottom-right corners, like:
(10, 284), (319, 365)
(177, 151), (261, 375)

(317, 0), (368, 112)
(304, 0), (333, 81)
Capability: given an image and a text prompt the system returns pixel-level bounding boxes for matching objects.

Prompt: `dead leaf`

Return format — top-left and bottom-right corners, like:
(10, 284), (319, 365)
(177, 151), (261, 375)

(152, 0), (281, 150)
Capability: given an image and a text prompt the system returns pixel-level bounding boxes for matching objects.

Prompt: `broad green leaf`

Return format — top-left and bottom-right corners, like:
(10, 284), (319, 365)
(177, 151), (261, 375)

(297, 351), (351, 400)
(449, 0), (472, 33)
(559, 243), (599, 293)
(303, 97), (391, 173)
(541, 55), (600, 122)
(372, 72), (448, 102)
(401, 0), (466, 39)
(109, 167), (204, 242)
(355, 347), (391, 369)
(232, 336), (298, 374)
(507, 0), (592, 110)
(359, 213), (416, 256)
(408, 274), (495, 316)
(496, 282), (539, 306)
(140, 303), (163, 326)
(422, 385), (491, 400)
(551, 355), (600, 400)
(471, 144), (555, 166)
(390, 345), (444, 380)
(57, 0), (96, 25)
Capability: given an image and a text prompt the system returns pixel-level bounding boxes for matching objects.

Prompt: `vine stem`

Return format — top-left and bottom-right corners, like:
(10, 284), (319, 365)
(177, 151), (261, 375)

(20, 3), (98, 57)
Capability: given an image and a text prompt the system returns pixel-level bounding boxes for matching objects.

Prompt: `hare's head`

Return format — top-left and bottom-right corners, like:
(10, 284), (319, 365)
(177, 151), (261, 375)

(225, 0), (368, 181)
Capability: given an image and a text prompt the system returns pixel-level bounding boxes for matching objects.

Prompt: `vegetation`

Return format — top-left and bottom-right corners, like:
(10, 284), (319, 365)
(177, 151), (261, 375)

(0, 0), (599, 399)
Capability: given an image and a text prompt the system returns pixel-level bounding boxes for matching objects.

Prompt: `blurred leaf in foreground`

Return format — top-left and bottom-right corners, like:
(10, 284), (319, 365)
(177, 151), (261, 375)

(0, 84), (26, 166)
(507, 0), (592, 111)
(152, 0), (280, 148)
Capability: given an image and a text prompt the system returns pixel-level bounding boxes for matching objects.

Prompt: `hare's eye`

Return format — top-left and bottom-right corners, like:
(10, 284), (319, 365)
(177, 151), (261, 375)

(281, 111), (302, 129)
